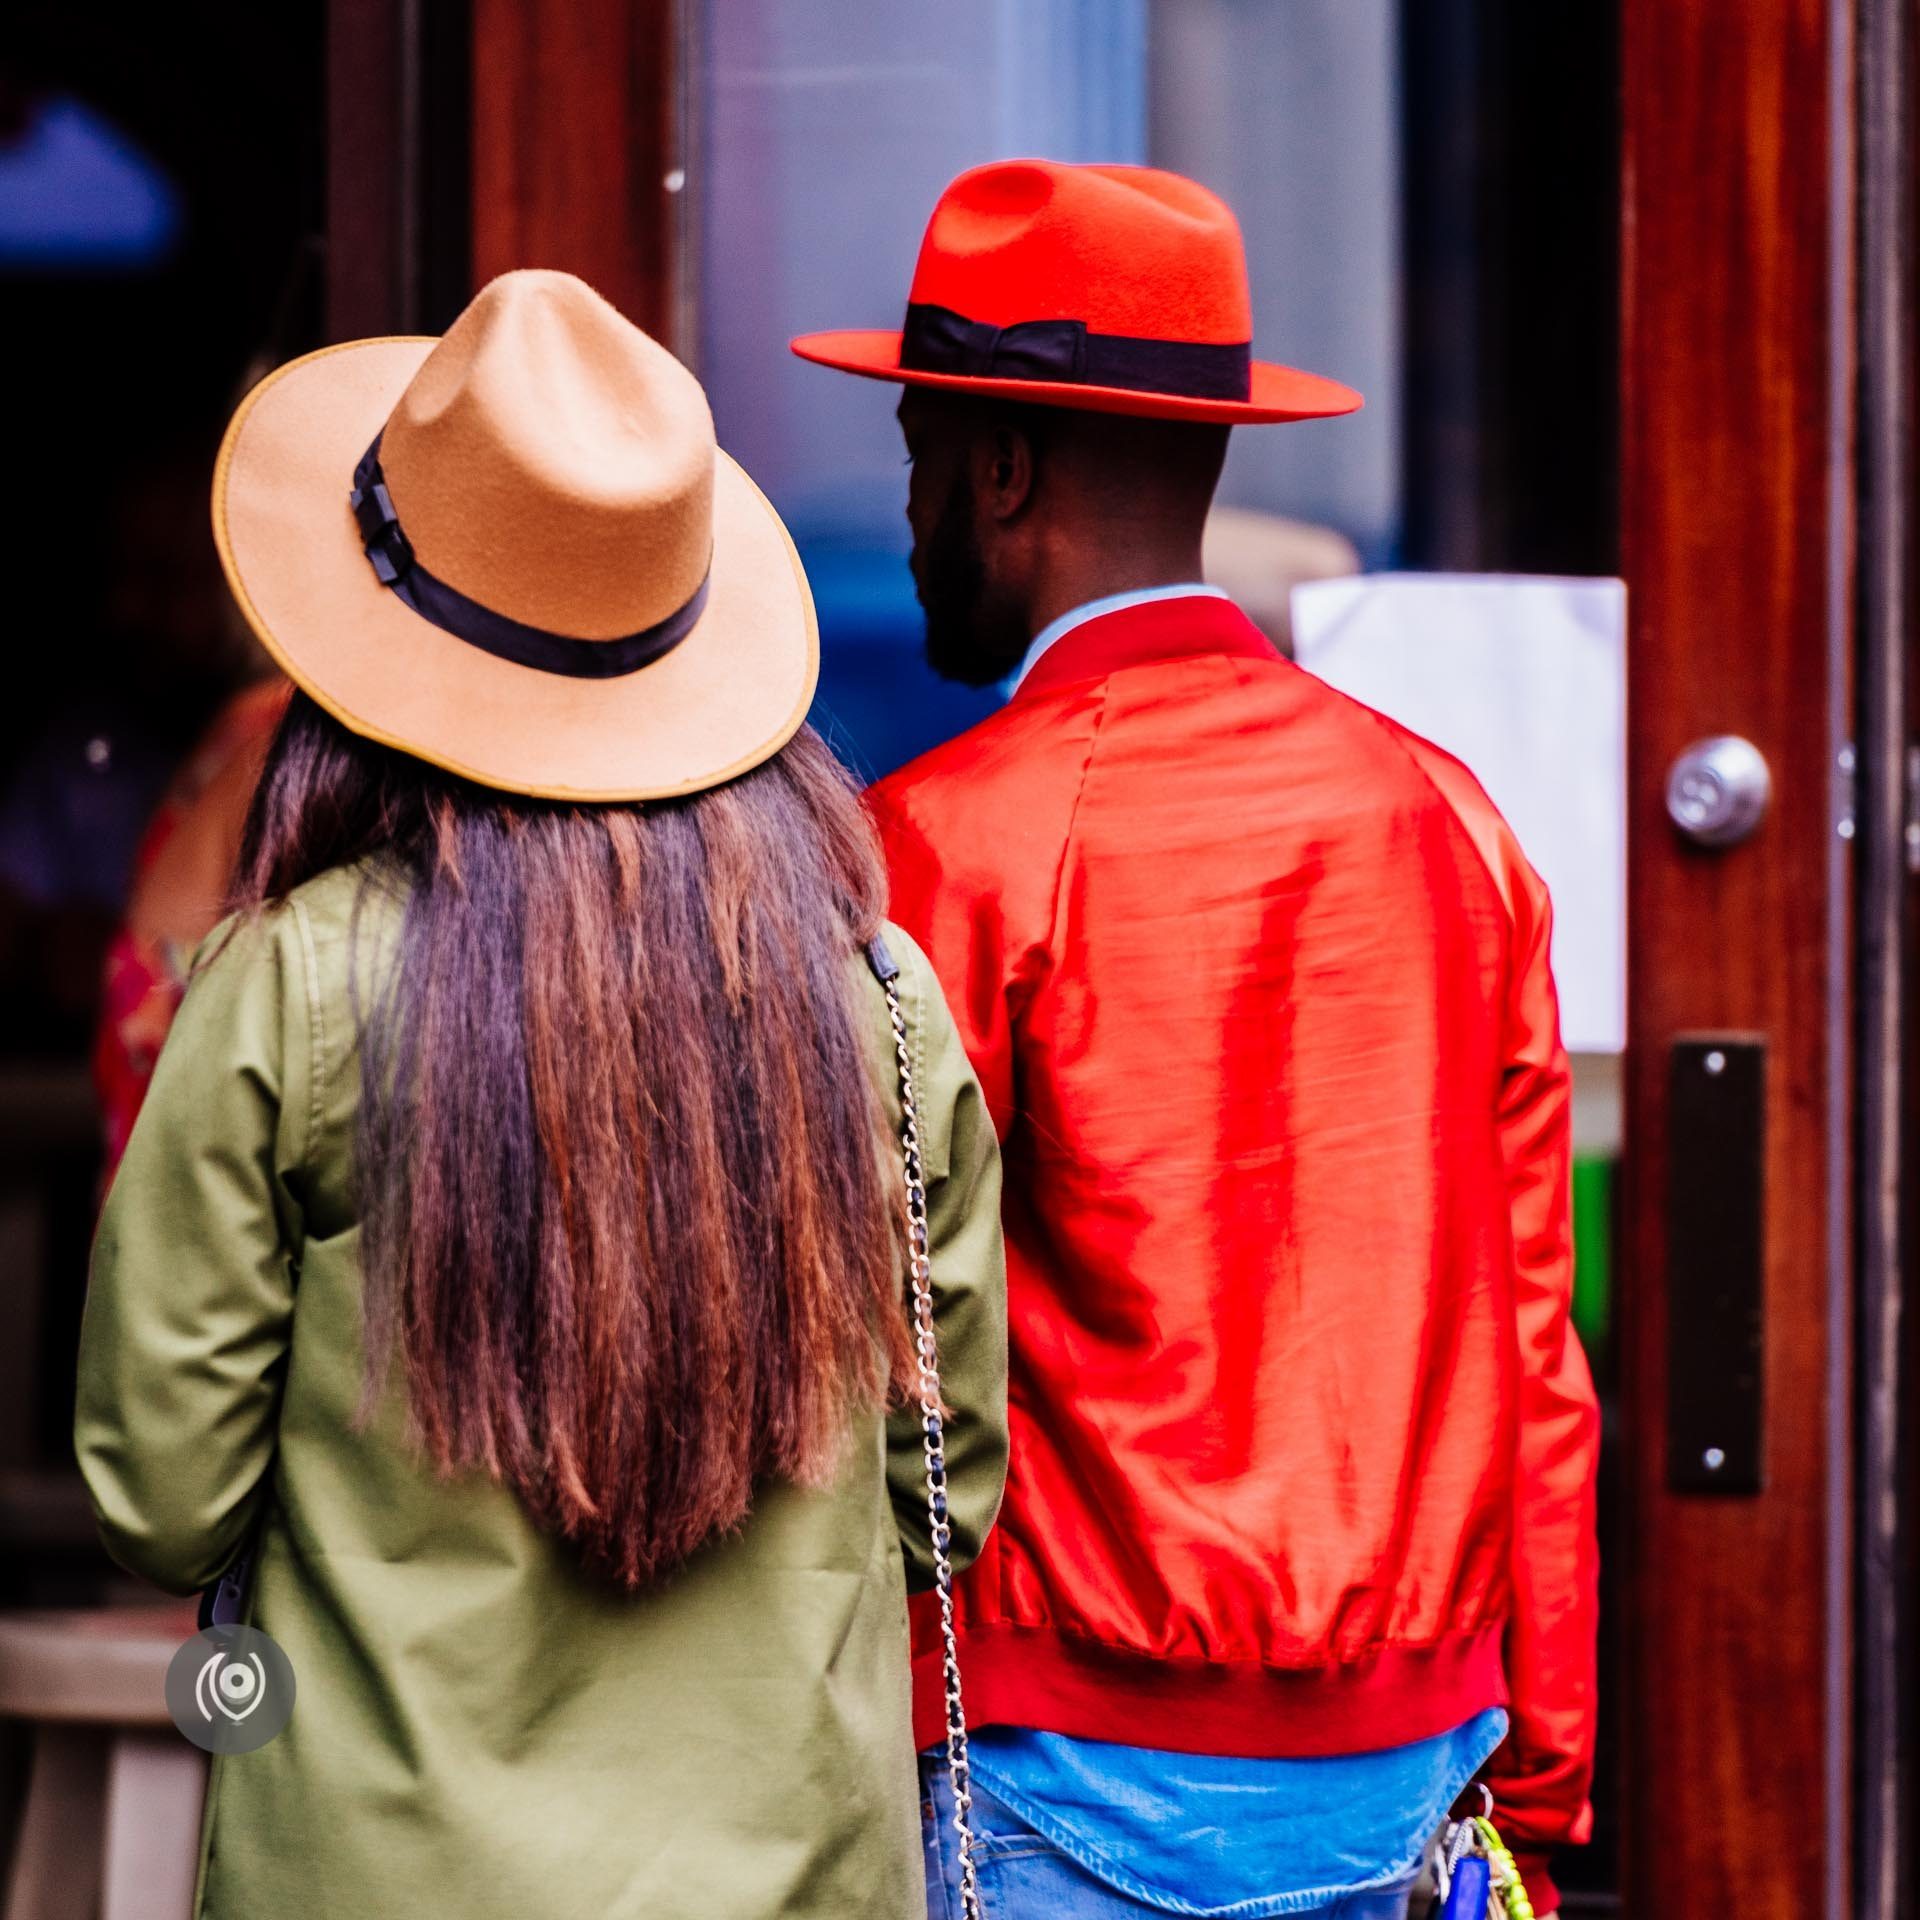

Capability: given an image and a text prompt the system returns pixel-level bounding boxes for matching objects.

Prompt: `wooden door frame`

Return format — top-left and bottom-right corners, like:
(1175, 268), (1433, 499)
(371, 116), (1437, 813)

(1856, 0), (1918, 1910)
(469, 0), (690, 351)
(326, 0), (688, 349)
(1619, 1), (1853, 1915)
(1624, 3), (1920, 1911)
(325, 0), (471, 339)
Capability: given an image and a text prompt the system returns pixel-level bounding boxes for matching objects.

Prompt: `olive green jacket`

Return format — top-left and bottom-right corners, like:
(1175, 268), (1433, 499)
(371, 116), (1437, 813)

(75, 864), (1008, 1920)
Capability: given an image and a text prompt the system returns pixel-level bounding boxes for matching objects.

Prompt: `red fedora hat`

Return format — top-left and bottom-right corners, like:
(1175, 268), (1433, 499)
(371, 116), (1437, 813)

(792, 160), (1362, 426)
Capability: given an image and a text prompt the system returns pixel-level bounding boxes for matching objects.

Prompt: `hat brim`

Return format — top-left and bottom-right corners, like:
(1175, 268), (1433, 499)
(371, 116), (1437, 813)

(213, 337), (819, 803)
(790, 329), (1363, 424)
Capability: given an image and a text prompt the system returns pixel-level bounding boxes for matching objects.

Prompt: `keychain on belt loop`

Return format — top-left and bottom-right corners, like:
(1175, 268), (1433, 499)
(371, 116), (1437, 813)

(1431, 1785), (1535, 1920)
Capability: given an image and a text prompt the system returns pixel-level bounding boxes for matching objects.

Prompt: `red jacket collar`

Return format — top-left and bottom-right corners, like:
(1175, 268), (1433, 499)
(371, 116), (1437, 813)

(1012, 594), (1280, 703)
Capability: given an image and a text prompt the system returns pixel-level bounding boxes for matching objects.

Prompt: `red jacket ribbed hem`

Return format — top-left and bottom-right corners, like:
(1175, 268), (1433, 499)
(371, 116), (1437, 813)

(912, 1621), (1510, 1759)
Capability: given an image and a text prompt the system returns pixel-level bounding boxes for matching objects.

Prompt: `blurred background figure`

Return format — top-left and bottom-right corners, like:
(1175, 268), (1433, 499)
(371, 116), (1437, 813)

(0, 11), (318, 1880)
(0, 444), (249, 1061)
(0, 0), (322, 1635)
(1201, 504), (1360, 657)
(93, 674), (286, 1175)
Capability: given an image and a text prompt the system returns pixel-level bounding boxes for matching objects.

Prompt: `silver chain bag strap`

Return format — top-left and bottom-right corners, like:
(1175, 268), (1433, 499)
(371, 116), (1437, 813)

(869, 935), (984, 1920)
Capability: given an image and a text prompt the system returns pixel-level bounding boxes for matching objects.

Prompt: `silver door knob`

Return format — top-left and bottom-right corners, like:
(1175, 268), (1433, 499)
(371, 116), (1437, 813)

(1666, 735), (1771, 847)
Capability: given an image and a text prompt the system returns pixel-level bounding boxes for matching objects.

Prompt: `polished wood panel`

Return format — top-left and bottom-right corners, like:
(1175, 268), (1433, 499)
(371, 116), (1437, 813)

(470, 0), (685, 346)
(1619, 0), (1847, 1913)
(325, 0), (470, 338)
(326, 0), (407, 339)
(1856, 0), (1920, 1907)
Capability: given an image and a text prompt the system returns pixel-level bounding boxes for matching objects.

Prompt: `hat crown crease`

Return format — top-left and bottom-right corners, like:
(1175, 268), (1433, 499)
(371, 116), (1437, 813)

(378, 270), (716, 643)
(912, 158), (1253, 344)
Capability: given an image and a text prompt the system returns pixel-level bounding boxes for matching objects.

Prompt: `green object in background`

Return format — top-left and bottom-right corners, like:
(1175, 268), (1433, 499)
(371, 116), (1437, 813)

(1571, 1153), (1615, 1351)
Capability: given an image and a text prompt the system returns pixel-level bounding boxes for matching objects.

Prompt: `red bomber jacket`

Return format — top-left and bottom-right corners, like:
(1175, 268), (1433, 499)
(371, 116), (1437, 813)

(868, 594), (1600, 1914)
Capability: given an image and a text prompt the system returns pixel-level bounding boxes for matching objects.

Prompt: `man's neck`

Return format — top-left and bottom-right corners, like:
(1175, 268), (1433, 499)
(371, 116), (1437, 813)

(1023, 546), (1210, 645)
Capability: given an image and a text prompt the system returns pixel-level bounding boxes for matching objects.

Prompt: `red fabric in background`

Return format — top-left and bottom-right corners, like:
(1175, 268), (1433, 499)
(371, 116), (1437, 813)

(94, 679), (288, 1178)
(870, 596), (1598, 1915)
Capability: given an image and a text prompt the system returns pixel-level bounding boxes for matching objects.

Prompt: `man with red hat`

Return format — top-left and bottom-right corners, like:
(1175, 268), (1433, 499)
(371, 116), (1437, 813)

(796, 161), (1598, 1920)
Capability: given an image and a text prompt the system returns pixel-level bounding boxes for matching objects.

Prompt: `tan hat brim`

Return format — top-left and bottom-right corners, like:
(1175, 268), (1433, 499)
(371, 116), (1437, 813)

(213, 338), (819, 802)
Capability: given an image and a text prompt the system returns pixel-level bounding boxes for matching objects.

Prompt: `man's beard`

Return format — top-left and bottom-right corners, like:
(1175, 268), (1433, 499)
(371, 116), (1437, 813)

(915, 474), (1029, 688)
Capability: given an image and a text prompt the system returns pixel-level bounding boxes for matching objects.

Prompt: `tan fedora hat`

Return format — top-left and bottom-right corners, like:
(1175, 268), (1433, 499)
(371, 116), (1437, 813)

(212, 269), (818, 801)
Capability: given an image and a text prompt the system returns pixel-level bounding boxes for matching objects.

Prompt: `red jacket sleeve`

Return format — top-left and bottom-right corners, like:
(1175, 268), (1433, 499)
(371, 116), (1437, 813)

(865, 684), (1106, 1145)
(867, 789), (1018, 1140)
(1483, 862), (1601, 1917)
(868, 730), (1083, 1146)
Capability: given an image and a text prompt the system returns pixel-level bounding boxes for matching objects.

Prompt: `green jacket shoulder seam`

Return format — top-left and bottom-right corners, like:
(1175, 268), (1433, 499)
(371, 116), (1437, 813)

(288, 897), (325, 1164)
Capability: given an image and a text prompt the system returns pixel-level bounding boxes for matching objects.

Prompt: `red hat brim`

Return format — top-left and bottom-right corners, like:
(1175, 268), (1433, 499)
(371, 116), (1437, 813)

(790, 328), (1363, 424)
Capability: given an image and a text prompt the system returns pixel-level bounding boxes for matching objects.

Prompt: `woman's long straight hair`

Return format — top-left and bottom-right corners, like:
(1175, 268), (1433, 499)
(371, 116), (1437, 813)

(232, 691), (907, 1589)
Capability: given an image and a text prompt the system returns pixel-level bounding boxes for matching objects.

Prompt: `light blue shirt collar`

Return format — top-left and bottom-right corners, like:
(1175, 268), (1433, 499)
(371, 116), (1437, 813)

(1009, 584), (1230, 693)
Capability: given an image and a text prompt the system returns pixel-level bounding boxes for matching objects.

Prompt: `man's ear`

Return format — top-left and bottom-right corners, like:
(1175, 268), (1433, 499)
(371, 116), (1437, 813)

(977, 420), (1037, 524)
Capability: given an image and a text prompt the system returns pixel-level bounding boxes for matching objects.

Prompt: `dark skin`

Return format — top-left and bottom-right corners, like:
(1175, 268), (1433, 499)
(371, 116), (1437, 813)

(897, 389), (1232, 687)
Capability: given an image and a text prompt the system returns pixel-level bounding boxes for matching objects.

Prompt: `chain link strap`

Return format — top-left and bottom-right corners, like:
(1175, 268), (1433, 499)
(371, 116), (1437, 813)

(880, 962), (984, 1920)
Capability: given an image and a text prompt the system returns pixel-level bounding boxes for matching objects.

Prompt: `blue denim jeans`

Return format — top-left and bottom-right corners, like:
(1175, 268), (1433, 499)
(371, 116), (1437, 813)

(920, 1759), (1419, 1920)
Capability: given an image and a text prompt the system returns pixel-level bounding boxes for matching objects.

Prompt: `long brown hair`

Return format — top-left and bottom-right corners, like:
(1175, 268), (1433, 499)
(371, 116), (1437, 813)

(234, 691), (906, 1588)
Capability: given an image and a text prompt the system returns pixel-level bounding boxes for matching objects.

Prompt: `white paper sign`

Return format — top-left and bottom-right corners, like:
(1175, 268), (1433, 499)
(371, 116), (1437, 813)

(1291, 573), (1626, 1055)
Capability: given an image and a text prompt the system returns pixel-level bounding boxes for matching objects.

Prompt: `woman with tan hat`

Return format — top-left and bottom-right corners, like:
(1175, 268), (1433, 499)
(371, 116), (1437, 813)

(74, 269), (1008, 1920)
